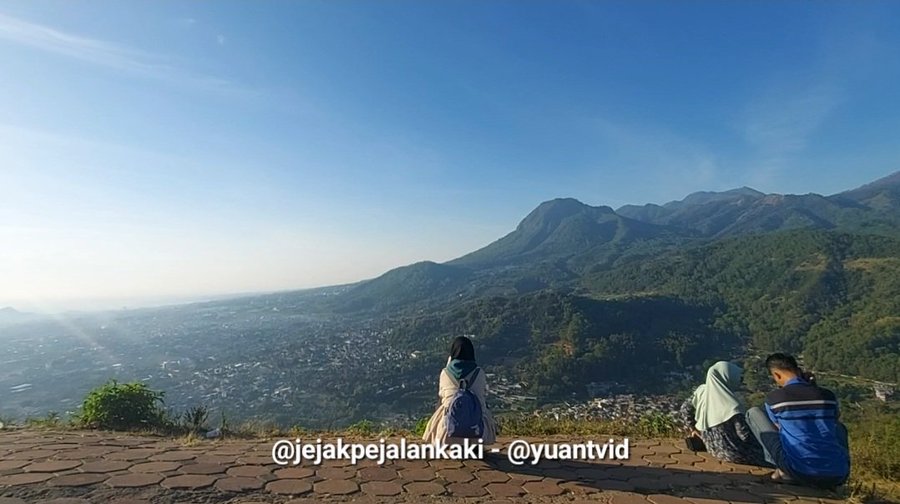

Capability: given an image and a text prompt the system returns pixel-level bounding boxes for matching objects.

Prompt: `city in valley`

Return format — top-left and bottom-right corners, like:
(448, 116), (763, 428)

(0, 294), (689, 429)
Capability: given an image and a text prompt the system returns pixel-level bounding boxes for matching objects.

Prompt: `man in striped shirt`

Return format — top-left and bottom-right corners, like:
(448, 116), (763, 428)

(745, 353), (850, 488)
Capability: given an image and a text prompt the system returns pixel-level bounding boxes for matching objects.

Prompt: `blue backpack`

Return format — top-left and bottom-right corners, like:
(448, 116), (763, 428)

(445, 368), (484, 439)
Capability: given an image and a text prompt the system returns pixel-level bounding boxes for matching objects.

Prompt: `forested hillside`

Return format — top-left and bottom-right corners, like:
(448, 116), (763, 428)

(586, 230), (900, 382)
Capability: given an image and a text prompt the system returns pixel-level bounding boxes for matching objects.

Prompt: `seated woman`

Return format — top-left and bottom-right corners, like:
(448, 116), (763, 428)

(678, 361), (768, 466)
(422, 336), (498, 445)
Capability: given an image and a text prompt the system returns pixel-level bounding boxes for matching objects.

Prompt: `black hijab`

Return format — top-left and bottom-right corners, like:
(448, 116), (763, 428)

(449, 336), (476, 361)
(446, 336), (477, 381)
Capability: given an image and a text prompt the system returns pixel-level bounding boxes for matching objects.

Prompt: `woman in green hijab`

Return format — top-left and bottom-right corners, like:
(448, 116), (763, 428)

(678, 361), (768, 466)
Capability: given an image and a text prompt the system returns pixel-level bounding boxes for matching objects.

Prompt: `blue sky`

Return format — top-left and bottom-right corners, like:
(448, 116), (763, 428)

(1, 1), (899, 310)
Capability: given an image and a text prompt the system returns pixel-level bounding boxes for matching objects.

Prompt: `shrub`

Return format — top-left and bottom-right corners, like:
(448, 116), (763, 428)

(181, 405), (210, 433)
(346, 419), (376, 436)
(635, 412), (678, 437)
(77, 380), (165, 431)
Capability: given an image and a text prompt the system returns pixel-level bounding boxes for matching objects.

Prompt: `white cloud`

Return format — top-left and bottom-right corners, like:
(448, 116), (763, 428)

(216, 34), (226, 46)
(0, 11), (253, 98)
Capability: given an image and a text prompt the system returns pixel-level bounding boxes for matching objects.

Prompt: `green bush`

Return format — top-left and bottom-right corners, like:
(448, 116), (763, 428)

(77, 380), (165, 431)
(346, 419), (376, 436)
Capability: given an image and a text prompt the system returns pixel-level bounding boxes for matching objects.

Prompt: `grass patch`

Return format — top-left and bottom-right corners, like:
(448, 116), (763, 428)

(844, 404), (900, 502)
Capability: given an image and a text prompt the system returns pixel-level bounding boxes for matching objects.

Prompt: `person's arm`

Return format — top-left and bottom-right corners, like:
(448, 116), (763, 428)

(438, 370), (456, 401)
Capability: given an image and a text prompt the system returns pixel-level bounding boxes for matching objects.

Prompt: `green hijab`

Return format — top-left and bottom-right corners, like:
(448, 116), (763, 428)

(691, 361), (744, 432)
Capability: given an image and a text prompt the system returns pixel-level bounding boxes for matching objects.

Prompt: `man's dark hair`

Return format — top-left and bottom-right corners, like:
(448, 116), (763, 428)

(765, 353), (800, 372)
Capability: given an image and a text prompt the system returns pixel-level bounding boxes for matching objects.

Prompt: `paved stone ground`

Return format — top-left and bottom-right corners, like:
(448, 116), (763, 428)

(0, 430), (850, 504)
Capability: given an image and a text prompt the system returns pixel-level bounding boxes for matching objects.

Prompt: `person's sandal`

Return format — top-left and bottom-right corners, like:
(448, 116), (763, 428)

(770, 469), (795, 483)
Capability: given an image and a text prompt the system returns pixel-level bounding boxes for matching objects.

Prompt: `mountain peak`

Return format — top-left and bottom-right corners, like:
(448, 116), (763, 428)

(672, 187), (765, 208)
(521, 198), (614, 229)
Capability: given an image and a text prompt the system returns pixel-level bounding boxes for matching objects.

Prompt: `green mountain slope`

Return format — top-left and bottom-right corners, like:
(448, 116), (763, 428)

(586, 230), (900, 382)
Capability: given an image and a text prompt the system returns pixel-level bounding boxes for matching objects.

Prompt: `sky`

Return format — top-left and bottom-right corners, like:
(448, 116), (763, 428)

(1, 1), (899, 311)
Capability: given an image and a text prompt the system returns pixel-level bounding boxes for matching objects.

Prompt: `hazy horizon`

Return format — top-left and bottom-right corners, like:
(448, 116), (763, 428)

(3, 1), (900, 311)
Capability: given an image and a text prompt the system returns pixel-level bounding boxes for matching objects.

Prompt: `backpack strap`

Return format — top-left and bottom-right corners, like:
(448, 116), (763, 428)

(457, 368), (480, 391)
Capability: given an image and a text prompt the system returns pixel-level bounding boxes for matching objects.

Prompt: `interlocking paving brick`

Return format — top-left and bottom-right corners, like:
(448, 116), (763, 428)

(79, 460), (132, 473)
(215, 476), (266, 492)
(404, 481), (446, 496)
(429, 459), (464, 469)
(313, 478), (359, 495)
(315, 467), (355, 479)
(648, 494), (690, 504)
(447, 481), (488, 497)
(24, 460), (83, 472)
(360, 480), (403, 496)
(105, 448), (161, 461)
(644, 455), (678, 466)
(438, 468), (475, 483)
(705, 489), (766, 503)
(629, 477), (671, 491)
(485, 482), (526, 497)
(0, 460), (30, 471)
(274, 467), (315, 479)
(683, 497), (735, 504)
(105, 473), (165, 487)
(178, 463), (229, 475)
(35, 499), (92, 504)
(227, 465), (273, 478)
(507, 472), (544, 482)
(560, 479), (601, 494)
(672, 453), (705, 464)
(149, 451), (200, 462)
(42, 443), (80, 450)
(239, 454), (276, 465)
(5, 449), (58, 460)
(523, 480), (565, 496)
(130, 461), (183, 473)
(597, 479), (639, 492)
(48, 472), (110, 486)
(654, 444), (682, 455)
(160, 474), (218, 489)
(0, 431), (848, 504)
(266, 478), (314, 494)
(194, 454), (238, 464)
(609, 493), (651, 504)
(395, 459), (430, 470)
(658, 474), (696, 487)
(399, 467), (436, 481)
(0, 472), (54, 485)
(357, 466), (399, 482)
(475, 469), (510, 483)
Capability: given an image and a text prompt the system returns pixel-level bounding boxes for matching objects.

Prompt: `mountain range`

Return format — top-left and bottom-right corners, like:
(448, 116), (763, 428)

(338, 171), (900, 313)
(324, 171), (900, 386)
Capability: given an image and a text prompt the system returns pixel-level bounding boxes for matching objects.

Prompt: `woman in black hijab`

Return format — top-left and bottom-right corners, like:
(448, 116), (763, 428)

(446, 336), (477, 381)
(422, 336), (498, 445)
